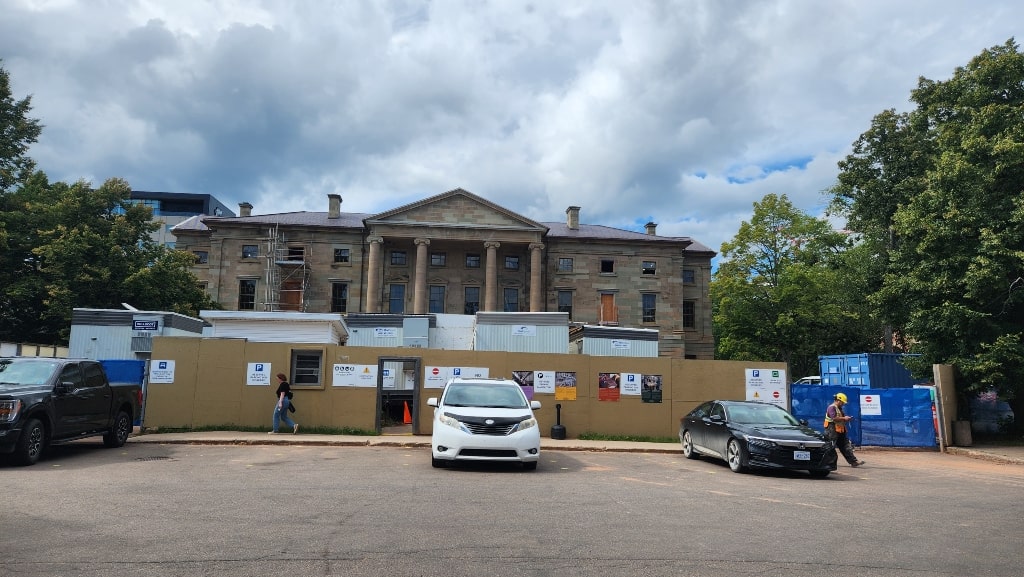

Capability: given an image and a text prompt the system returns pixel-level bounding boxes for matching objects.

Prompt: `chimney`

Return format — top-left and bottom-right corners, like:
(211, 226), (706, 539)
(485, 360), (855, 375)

(328, 194), (342, 219)
(566, 206), (580, 230)
(645, 222), (657, 235)
(238, 202), (252, 217)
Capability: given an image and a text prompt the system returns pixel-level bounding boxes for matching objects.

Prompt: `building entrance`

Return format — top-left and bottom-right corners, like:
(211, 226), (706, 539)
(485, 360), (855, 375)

(376, 356), (423, 435)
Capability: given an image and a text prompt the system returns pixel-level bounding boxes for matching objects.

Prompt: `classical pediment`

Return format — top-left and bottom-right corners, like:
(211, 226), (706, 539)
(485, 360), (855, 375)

(365, 188), (548, 233)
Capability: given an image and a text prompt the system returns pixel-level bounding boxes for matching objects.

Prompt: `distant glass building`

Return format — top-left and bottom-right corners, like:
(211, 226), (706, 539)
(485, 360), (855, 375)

(128, 191), (235, 248)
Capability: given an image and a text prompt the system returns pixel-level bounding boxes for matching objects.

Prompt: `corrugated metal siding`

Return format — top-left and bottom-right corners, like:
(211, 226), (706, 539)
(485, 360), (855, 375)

(819, 353), (927, 388)
(346, 327), (403, 348)
(474, 324), (569, 353)
(580, 337), (659, 357)
(69, 325), (139, 360)
(579, 326), (659, 341)
(476, 312), (569, 326)
(210, 320), (341, 343)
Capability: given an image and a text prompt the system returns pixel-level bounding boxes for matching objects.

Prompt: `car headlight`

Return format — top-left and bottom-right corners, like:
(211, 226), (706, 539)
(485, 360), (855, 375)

(438, 413), (469, 433)
(0, 400), (21, 423)
(518, 416), (538, 431)
(744, 435), (776, 450)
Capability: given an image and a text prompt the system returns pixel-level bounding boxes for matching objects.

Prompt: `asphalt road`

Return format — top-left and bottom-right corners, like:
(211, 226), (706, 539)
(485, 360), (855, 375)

(2, 441), (1022, 577)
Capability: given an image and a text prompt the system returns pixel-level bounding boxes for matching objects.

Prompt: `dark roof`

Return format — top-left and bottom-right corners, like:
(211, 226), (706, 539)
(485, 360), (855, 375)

(172, 207), (714, 254)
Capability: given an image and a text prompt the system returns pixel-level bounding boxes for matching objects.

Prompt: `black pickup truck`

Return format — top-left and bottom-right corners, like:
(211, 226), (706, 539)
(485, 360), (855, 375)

(0, 357), (142, 466)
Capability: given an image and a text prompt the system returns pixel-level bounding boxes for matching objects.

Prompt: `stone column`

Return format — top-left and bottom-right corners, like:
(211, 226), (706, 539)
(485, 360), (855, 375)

(484, 241), (500, 312)
(529, 243), (544, 312)
(365, 236), (384, 312)
(413, 238), (430, 314)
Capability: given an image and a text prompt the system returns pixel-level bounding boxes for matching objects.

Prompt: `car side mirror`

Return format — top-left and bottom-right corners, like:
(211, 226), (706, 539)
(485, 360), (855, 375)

(530, 400), (541, 410)
(427, 398), (439, 407)
(708, 414), (724, 423)
(54, 381), (73, 395)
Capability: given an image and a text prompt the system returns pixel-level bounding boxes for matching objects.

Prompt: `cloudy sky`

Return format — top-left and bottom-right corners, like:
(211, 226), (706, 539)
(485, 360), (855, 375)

(2, 1), (1021, 258)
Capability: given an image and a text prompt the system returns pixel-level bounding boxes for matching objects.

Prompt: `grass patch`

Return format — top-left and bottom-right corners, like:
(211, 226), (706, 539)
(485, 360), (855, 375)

(141, 424), (379, 436)
(577, 432), (679, 444)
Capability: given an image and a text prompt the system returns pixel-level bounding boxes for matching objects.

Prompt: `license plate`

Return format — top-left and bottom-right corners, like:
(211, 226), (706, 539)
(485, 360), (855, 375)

(793, 450), (811, 461)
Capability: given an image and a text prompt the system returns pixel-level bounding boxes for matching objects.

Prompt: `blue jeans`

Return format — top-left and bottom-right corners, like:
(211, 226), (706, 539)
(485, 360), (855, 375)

(272, 398), (296, 432)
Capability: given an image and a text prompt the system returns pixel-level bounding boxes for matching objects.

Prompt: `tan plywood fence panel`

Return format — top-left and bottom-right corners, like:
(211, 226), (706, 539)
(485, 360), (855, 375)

(147, 337), (785, 438)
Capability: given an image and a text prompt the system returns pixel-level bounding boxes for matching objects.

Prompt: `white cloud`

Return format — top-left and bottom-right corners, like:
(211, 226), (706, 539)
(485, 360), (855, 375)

(2, 0), (1021, 259)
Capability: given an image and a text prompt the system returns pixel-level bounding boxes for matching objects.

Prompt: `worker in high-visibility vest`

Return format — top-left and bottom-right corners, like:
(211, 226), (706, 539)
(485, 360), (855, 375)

(824, 393), (865, 467)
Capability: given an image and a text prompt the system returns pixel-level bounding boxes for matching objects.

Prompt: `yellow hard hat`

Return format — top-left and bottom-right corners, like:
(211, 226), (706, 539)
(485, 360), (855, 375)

(835, 393), (848, 403)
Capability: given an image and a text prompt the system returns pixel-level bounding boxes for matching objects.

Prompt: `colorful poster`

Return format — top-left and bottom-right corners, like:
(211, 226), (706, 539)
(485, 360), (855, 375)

(642, 374), (663, 403)
(555, 371), (577, 401)
(332, 364), (378, 387)
(598, 372), (621, 402)
(513, 370), (535, 399)
(621, 373), (642, 395)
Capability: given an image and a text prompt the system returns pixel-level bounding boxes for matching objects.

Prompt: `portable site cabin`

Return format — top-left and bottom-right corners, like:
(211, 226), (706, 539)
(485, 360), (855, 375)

(199, 310), (349, 344)
(569, 325), (660, 357)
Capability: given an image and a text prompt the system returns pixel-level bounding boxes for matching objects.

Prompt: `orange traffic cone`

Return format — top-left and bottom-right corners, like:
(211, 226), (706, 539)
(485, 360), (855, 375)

(403, 401), (412, 425)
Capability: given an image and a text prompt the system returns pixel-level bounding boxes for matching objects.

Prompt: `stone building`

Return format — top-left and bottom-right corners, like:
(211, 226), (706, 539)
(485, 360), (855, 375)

(172, 188), (716, 358)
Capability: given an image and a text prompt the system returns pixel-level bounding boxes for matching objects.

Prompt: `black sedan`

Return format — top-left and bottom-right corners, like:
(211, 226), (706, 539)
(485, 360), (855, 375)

(679, 400), (838, 477)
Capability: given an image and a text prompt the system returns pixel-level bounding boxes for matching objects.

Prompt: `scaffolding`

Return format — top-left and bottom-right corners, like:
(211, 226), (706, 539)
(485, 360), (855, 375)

(264, 224), (310, 312)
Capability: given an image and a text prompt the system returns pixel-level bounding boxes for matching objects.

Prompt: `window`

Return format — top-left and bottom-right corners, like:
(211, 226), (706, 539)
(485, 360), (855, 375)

(291, 350), (322, 386)
(642, 293), (657, 322)
(464, 286), (480, 315)
(391, 251), (407, 266)
(683, 268), (696, 284)
(331, 283), (348, 313)
(83, 363), (106, 388)
(505, 255), (520, 270)
(557, 258), (573, 272)
(429, 285), (446, 313)
(286, 246), (304, 261)
(557, 291), (573, 319)
(193, 251), (209, 264)
(238, 279), (257, 310)
(333, 248), (350, 263)
(683, 300), (696, 328)
(503, 288), (519, 312)
(242, 244), (259, 258)
(59, 364), (84, 389)
(389, 284), (406, 313)
(642, 261), (656, 275)
(431, 252), (447, 267)
(465, 253), (481, 268)
(601, 259), (615, 273)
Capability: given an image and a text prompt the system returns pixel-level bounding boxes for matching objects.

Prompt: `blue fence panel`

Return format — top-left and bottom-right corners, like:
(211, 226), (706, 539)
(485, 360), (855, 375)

(100, 359), (146, 426)
(790, 385), (937, 448)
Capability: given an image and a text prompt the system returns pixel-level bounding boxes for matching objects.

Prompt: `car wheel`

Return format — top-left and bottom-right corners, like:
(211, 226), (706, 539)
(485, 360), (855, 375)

(681, 430), (699, 460)
(103, 410), (132, 448)
(727, 438), (747, 473)
(808, 469), (830, 478)
(522, 461), (538, 471)
(431, 456), (447, 468)
(14, 418), (46, 466)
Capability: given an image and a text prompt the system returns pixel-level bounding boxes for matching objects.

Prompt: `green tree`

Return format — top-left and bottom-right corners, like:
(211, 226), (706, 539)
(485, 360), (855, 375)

(0, 175), (219, 344)
(828, 108), (934, 351)
(876, 40), (1024, 431)
(0, 61), (42, 192)
(712, 194), (881, 379)
(832, 39), (1024, 432)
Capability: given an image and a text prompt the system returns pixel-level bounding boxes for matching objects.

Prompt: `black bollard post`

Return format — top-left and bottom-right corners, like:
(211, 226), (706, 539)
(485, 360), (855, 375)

(551, 403), (566, 440)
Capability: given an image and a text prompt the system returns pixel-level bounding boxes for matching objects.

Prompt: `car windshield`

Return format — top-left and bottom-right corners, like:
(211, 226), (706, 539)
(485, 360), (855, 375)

(0, 359), (59, 386)
(444, 384), (528, 409)
(727, 404), (800, 426)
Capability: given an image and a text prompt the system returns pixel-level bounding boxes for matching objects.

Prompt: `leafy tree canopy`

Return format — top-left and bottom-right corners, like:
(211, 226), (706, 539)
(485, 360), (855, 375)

(712, 194), (882, 379)
(832, 39), (1024, 430)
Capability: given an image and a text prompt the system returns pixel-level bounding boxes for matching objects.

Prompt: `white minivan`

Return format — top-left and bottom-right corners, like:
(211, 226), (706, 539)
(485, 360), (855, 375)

(794, 376), (822, 385)
(427, 377), (542, 470)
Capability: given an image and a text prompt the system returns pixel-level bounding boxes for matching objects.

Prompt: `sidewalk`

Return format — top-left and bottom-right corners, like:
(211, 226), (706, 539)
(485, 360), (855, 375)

(126, 431), (1024, 464)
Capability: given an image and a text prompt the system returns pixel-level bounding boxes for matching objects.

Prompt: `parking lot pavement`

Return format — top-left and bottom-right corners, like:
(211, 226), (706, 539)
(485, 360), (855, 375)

(125, 430), (1024, 464)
